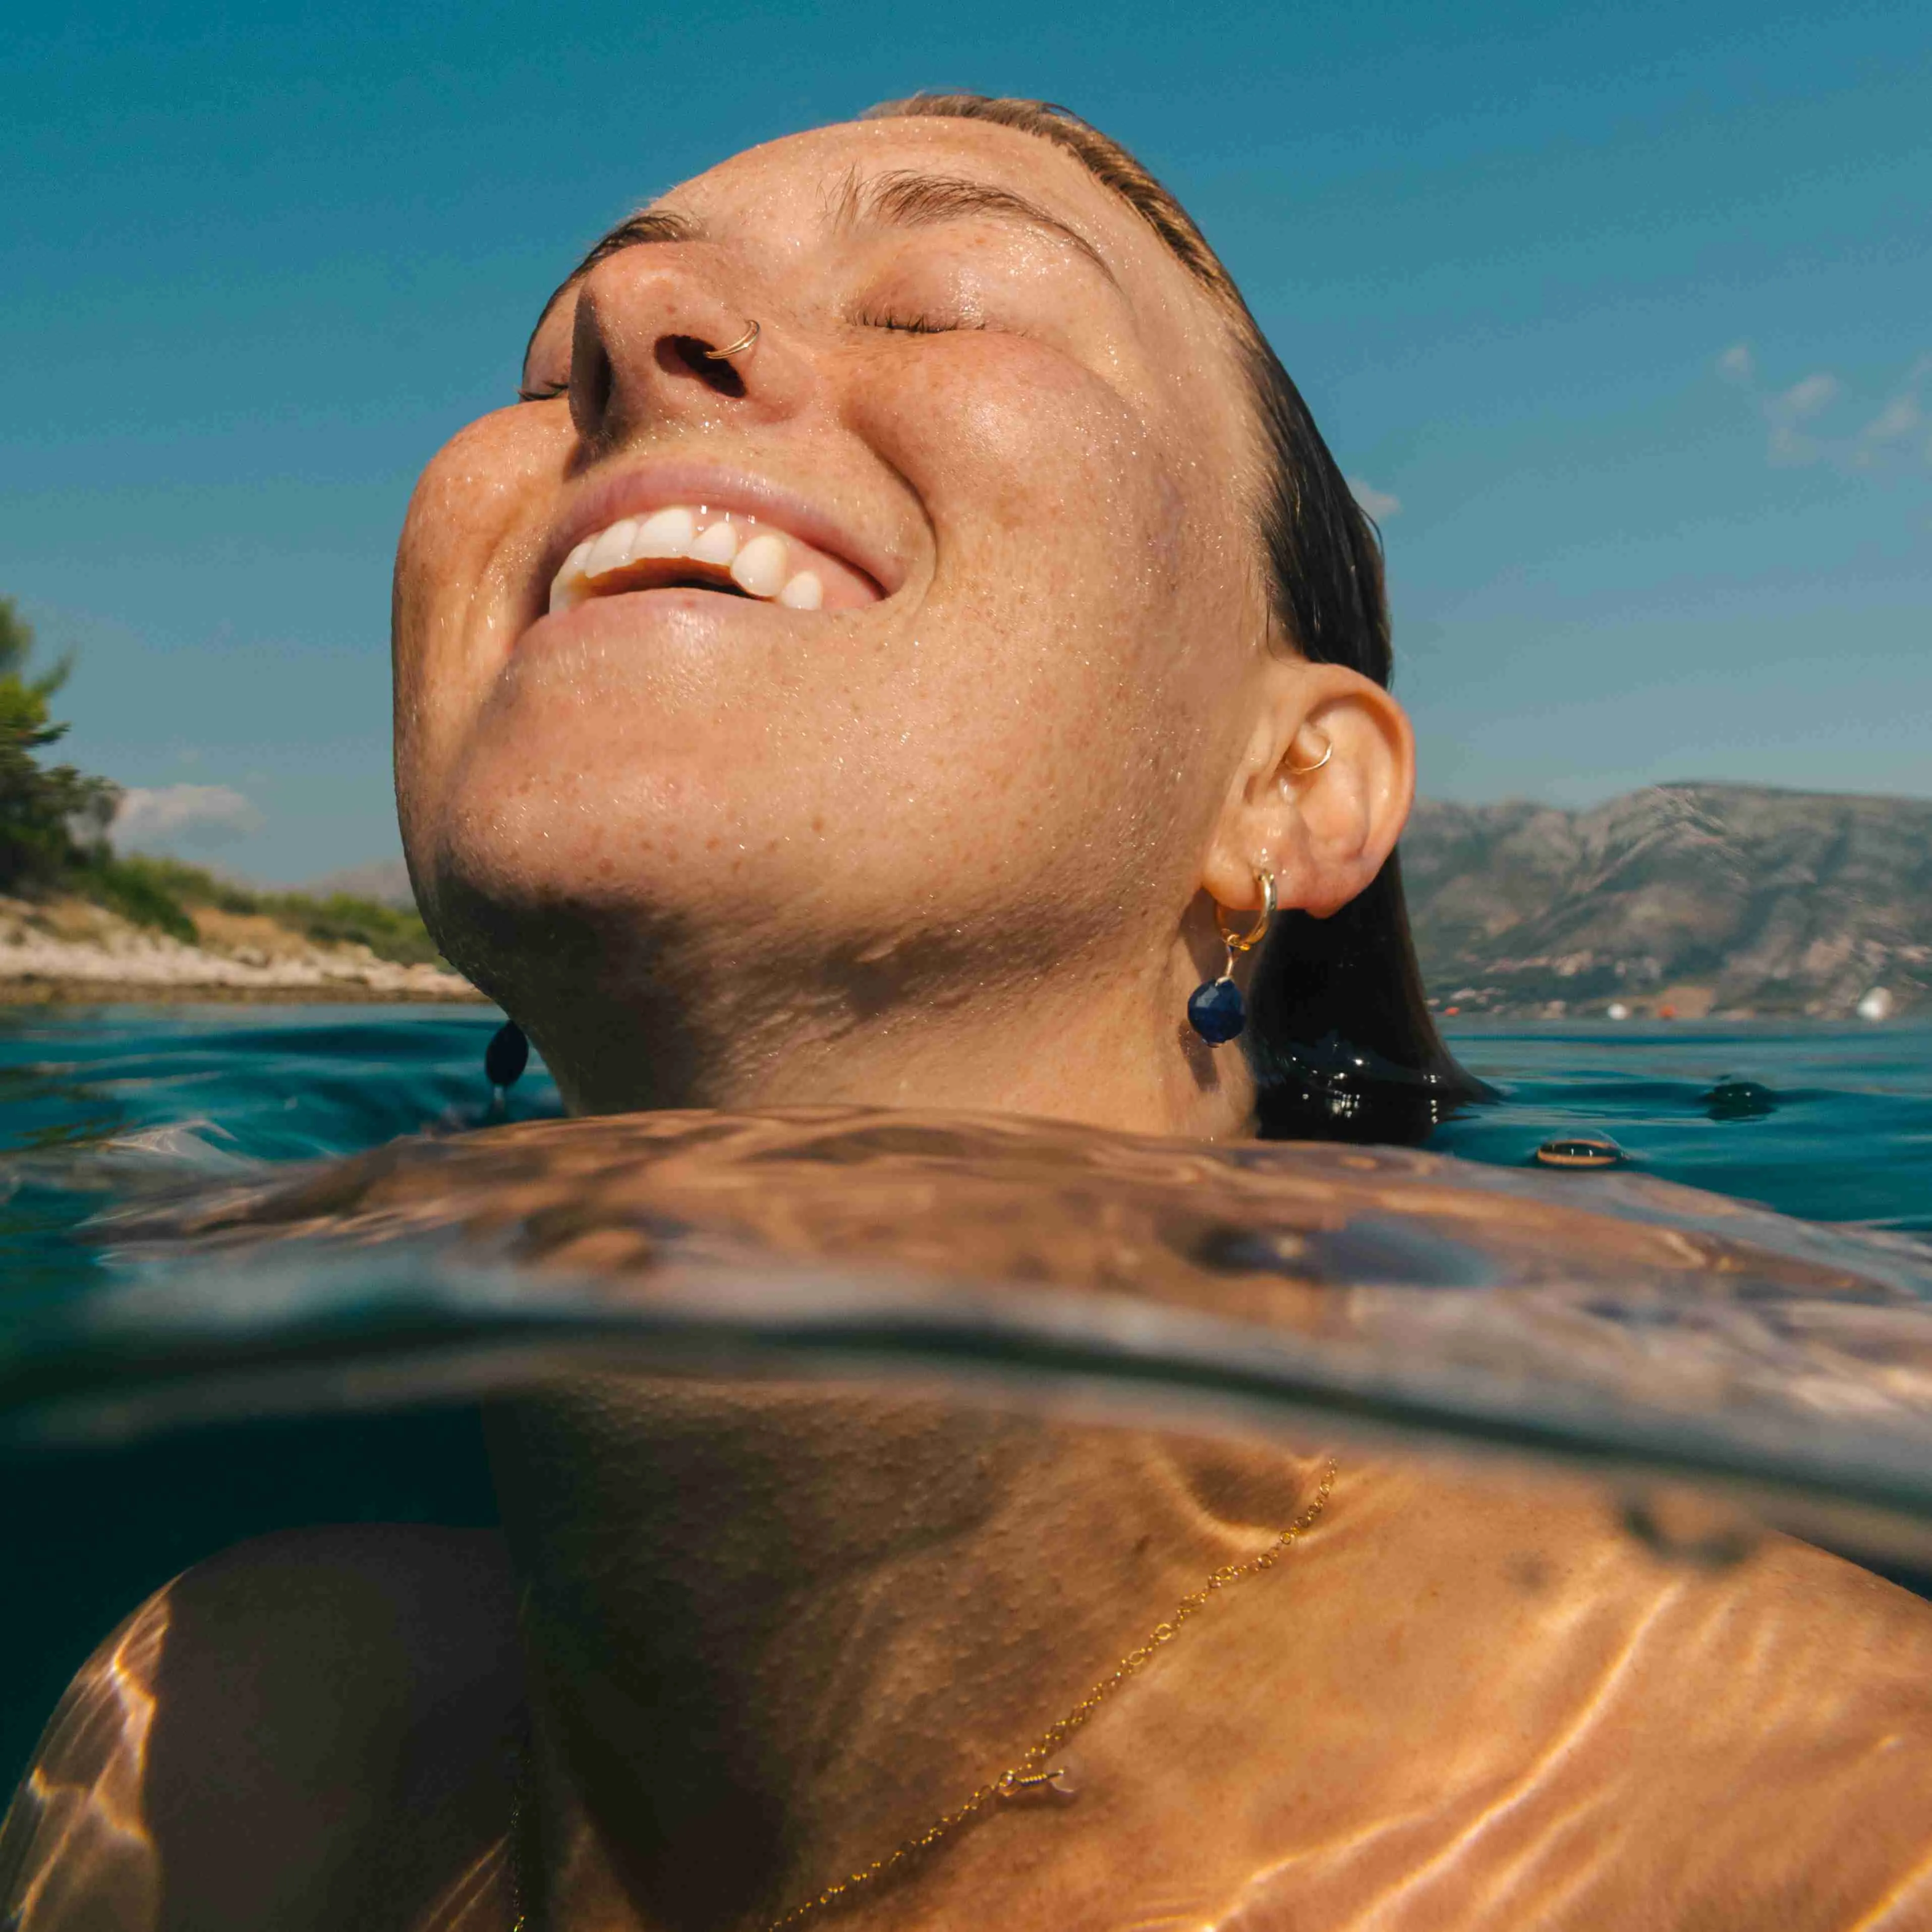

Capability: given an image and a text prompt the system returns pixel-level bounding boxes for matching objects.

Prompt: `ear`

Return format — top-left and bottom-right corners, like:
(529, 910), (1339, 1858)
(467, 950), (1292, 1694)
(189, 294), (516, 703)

(1200, 659), (1415, 919)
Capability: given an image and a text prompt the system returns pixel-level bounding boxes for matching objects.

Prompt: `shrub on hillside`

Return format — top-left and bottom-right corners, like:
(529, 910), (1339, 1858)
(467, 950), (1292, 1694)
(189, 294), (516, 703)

(1, 597), (443, 968)
(75, 850), (439, 965)
(262, 890), (440, 966)
(78, 854), (200, 943)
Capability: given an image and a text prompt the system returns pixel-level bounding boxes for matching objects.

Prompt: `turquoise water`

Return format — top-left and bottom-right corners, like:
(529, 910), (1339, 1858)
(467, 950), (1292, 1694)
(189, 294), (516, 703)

(3, 1005), (1930, 1784)
(0, 1006), (557, 1782)
(6, 1007), (1928, 1240)
(1431, 1020), (1932, 1233)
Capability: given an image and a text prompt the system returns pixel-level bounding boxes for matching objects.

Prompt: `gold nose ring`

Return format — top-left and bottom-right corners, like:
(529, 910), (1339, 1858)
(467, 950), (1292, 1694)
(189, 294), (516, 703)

(701, 320), (760, 361)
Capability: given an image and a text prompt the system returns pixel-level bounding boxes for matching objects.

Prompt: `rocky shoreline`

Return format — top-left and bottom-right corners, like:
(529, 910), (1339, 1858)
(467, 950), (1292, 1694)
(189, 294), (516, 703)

(0, 895), (480, 1004)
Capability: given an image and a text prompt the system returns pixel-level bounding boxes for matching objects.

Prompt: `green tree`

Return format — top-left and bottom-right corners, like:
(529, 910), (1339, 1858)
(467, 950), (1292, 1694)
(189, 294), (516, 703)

(0, 599), (121, 891)
(0, 597), (436, 957)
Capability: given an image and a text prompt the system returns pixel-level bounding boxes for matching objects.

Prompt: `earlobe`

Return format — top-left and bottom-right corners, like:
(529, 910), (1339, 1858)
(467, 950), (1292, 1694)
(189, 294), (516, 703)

(1186, 868), (1277, 1046)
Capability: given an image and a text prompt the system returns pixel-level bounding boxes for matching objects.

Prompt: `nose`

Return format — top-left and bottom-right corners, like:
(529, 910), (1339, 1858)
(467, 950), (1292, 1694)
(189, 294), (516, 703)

(565, 249), (806, 447)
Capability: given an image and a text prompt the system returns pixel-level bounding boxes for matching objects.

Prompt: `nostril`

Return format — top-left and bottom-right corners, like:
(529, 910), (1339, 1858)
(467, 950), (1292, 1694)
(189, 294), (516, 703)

(663, 334), (747, 400)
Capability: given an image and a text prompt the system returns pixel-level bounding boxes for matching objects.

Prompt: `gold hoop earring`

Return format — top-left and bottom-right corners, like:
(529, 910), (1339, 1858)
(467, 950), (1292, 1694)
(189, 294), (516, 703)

(1188, 868), (1276, 1046)
(1285, 734), (1332, 778)
(701, 320), (760, 361)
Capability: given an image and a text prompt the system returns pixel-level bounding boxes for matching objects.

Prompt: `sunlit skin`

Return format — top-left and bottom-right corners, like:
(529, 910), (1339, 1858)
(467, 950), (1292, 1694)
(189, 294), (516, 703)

(12, 111), (1932, 1932)
(14, 1437), (1932, 1931)
(391, 112), (1412, 1133)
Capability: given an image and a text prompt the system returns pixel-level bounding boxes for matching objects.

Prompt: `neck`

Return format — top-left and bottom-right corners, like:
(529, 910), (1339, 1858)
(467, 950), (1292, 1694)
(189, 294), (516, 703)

(489, 1382), (1325, 1932)
(513, 901), (1253, 1140)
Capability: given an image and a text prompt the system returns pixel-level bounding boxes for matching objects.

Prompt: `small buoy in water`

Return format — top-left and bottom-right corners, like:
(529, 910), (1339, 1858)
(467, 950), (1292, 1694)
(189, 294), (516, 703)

(1858, 987), (1894, 1022)
(1606, 1001), (1631, 1021)
(1534, 1134), (1625, 1170)
(1702, 1077), (1777, 1121)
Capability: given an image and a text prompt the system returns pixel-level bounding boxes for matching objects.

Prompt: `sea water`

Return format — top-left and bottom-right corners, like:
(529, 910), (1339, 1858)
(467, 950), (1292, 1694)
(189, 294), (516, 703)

(3, 1004), (1930, 1784)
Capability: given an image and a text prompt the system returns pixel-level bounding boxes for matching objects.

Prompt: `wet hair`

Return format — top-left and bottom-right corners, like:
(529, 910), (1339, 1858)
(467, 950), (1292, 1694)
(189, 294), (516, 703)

(868, 94), (1480, 1142)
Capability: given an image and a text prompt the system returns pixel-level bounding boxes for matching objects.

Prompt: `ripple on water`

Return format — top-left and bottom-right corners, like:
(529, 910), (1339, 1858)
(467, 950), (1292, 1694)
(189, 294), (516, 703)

(3, 1017), (1930, 1506)
(3, 1008), (1932, 1792)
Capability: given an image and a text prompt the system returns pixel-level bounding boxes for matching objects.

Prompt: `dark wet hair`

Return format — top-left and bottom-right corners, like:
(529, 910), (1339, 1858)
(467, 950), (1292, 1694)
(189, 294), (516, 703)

(868, 94), (1478, 1142)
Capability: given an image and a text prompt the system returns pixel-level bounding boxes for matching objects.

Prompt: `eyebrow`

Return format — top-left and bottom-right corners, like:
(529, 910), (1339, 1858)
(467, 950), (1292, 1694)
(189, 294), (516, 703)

(830, 167), (1118, 285)
(524, 167), (1118, 372)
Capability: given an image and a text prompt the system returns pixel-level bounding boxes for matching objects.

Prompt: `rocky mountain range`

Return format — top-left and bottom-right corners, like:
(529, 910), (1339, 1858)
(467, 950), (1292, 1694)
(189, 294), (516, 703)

(1400, 783), (1931, 1019)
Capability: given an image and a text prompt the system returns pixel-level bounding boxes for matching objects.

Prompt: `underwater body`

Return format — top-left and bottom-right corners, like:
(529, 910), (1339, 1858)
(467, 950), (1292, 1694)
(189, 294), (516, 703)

(4, 1004), (1932, 1804)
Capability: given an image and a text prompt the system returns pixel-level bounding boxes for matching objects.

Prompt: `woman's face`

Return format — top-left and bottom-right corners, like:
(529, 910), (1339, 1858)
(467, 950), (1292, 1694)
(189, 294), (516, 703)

(394, 115), (1275, 1097)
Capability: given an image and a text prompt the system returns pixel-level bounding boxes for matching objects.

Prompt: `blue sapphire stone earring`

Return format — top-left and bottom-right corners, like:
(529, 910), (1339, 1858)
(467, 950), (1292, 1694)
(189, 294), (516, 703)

(1187, 868), (1276, 1047)
(485, 1019), (530, 1093)
(1187, 975), (1247, 1044)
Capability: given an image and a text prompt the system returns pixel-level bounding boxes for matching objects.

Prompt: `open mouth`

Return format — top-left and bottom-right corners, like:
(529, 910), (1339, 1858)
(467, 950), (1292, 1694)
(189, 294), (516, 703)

(549, 505), (880, 616)
(579, 557), (758, 601)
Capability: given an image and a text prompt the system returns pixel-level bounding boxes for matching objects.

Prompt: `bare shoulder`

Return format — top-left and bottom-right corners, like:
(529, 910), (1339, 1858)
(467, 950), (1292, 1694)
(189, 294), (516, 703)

(2, 1524), (524, 1932)
(1234, 1461), (1932, 1929)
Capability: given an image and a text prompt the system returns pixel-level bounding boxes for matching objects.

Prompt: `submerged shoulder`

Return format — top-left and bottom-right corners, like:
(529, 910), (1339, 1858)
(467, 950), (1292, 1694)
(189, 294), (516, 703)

(149, 1521), (523, 1749)
(1261, 1461), (1932, 1927)
(3, 1525), (523, 1931)
(157, 1519), (521, 1655)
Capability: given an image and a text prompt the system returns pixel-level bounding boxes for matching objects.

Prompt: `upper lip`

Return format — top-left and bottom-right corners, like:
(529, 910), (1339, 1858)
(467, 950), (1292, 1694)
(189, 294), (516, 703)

(536, 460), (905, 608)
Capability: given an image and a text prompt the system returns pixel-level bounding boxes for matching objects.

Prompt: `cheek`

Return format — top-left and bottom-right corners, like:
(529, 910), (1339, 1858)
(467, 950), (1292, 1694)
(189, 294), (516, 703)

(393, 412), (557, 834)
(850, 338), (1229, 848)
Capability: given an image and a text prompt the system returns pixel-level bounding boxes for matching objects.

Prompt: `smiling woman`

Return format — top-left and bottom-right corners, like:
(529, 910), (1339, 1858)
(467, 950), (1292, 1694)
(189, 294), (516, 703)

(394, 92), (1461, 1136)
(14, 93), (1932, 1932)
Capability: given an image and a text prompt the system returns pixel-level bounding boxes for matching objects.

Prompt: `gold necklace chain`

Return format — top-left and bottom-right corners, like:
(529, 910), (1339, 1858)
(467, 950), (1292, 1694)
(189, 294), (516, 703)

(771, 1455), (1338, 1931)
(511, 1457), (1338, 1932)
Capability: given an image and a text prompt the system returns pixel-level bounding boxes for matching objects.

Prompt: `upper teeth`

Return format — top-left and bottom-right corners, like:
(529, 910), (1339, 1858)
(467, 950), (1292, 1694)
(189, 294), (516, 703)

(549, 507), (824, 614)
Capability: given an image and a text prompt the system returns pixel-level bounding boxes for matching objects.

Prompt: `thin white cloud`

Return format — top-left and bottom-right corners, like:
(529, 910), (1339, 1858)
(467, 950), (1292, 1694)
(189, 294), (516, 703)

(1854, 359), (1931, 467)
(1348, 477), (1401, 521)
(112, 784), (263, 850)
(1861, 392), (1920, 444)
(1767, 418), (1823, 465)
(1772, 372), (1840, 421)
(1720, 348), (1930, 477)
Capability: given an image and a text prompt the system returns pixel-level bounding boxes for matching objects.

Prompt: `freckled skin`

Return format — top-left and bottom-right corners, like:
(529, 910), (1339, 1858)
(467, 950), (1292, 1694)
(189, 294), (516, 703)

(21, 113), (1932, 1932)
(21, 1443), (1932, 1932)
(391, 116), (1405, 1128)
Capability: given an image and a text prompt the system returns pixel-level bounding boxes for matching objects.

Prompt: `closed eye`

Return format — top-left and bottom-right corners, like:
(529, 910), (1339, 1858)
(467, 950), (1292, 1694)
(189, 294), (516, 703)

(518, 309), (988, 396)
(851, 307), (986, 336)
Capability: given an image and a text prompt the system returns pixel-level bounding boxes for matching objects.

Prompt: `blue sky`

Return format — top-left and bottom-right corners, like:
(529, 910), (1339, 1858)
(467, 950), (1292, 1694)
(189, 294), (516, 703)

(5, 0), (1927, 881)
